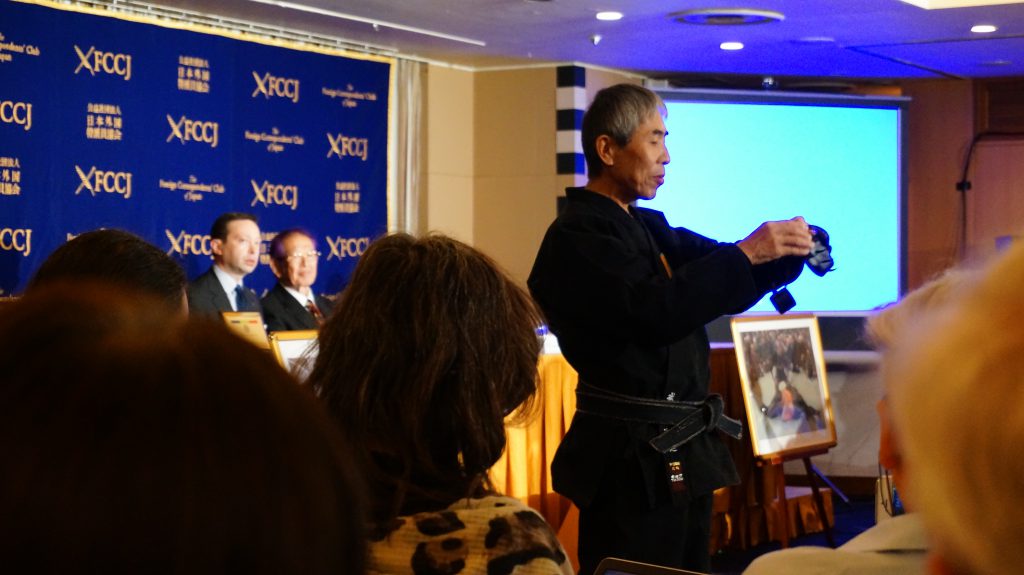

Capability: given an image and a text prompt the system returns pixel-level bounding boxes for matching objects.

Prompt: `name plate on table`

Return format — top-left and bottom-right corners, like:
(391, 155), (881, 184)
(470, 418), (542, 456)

(221, 311), (270, 350)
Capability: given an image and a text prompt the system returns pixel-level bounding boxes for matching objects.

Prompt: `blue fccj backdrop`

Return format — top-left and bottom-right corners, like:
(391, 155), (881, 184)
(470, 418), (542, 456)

(0, 0), (392, 297)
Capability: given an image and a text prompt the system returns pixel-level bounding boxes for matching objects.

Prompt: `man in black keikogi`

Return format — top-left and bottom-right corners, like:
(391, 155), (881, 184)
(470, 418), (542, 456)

(528, 84), (812, 574)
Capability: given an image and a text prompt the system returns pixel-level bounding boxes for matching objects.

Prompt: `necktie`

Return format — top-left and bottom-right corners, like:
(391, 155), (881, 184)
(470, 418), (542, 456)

(305, 299), (325, 325)
(234, 285), (255, 312)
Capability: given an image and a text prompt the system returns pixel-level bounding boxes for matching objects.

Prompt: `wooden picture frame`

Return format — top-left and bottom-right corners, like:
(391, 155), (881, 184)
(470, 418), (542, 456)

(731, 314), (837, 460)
(268, 329), (319, 382)
(220, 311), (270, 350)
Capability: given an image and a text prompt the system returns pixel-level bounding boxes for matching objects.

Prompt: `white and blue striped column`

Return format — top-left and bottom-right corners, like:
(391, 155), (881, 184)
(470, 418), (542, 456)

(555, 65), (586, 176)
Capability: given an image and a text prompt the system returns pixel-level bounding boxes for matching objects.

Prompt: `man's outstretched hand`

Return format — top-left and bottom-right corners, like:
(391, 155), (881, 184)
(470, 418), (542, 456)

(737, 216), (813, 265)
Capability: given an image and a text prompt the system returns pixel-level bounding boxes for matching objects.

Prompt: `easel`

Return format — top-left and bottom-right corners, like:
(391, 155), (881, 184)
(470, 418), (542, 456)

(730, 314), (844, 549)
(760, 448), (841, 548)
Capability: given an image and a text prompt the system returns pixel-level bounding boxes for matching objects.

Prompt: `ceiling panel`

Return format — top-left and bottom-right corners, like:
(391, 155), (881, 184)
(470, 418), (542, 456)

(82, 0), (1024, 85)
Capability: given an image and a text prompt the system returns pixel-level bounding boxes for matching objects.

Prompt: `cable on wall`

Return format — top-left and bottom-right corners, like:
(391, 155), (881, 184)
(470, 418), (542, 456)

(955, 130), (1024, 260)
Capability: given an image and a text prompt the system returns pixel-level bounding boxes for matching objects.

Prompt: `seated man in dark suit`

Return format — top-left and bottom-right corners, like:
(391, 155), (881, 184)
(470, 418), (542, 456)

(187, 212), (263, 317)
(261, 228), (334, 332)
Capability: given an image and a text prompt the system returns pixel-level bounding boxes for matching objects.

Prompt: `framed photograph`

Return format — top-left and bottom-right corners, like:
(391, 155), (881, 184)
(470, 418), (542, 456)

(220, 311), (270, 350)
(269, 330), (319, 382)
(731, 314), (837, 460)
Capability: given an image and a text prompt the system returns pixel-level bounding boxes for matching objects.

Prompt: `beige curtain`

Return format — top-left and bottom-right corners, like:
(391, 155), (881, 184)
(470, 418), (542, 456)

(391, 58), (425, 234)
(490, 354), (580, 571)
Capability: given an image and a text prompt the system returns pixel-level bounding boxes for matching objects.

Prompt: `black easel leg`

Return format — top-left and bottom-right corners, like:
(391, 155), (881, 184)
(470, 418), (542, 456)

(810, 462), (850, 505)
(803, 457), (836, 548)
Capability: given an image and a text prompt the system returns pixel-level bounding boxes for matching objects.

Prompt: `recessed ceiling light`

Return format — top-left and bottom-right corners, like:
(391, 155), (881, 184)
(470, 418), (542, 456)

(720, 41), (745, 51)
(793, 36), (836, 45)
(672, 8), (784, 25)
(596, 11), (623, 21)
(900, 0), (1021, 8)
(971, 24), (998, 33)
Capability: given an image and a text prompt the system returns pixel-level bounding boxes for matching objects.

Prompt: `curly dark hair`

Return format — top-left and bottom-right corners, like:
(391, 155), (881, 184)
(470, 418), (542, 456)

(309, 233), (543, 523)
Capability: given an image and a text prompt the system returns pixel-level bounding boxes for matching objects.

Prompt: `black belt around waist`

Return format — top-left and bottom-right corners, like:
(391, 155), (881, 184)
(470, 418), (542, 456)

(575, 383), (744, 454)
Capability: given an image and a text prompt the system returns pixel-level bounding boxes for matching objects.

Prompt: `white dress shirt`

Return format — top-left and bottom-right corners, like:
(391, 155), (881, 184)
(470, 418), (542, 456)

(213, 265), (245, 311)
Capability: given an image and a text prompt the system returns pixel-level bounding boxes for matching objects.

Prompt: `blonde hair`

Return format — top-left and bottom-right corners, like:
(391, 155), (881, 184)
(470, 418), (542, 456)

(890, 244), (1024, 575)
(865, 267), (976, 351)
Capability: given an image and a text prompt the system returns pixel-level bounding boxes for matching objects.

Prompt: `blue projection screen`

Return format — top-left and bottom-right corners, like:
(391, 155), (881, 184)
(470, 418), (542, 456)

(643, 89), (907, 314)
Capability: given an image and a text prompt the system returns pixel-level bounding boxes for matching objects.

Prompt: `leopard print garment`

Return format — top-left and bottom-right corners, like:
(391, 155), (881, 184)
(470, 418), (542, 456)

(367, 495), (574, 575)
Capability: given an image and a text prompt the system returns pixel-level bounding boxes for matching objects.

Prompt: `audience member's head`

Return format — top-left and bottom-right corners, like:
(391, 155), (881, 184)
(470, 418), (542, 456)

(209, 212), (261, 281)
(864, 267), (976, 501)
(889, 245), (1024, 575)
(865, 268), (977, 351)
(309, 233), (543, 523)
(27, 229), (186, 313)
(581, 83), (666, 178)
(269, 228), (321, 293)
(0, 282), (366, 574)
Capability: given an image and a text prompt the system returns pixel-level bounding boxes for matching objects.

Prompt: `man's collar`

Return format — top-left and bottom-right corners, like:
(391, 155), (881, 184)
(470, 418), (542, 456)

(566, 187), (637, 216)
(282, 284), (313, 305)
(212, 265), (241, 295)
(578, 178), (635, 212)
